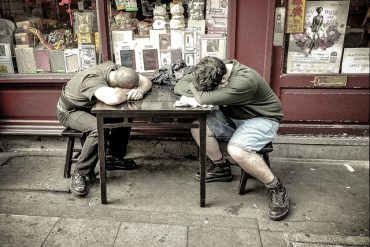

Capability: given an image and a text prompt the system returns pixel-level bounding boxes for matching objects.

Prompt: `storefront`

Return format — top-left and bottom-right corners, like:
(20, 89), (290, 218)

(0, 0), (368, 136)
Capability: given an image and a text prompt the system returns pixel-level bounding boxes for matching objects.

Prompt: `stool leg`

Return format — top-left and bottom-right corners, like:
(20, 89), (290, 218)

(238, 168), (252, 195)
(263, 153), (271, 168)
(64, 136), (75, 178)
(238, 152), (271, 195)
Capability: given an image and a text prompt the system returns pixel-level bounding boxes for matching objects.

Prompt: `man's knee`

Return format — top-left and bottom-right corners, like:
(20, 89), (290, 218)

(227, 144), (254, 161)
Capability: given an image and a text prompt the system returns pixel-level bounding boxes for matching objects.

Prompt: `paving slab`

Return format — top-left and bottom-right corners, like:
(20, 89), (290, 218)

(0, 153), (368, 246)
(260, 231), (370, 247)
(257, 160), (369, 236)
(0, 155), (69, 192)
(187, 226), (261, 247)
(43, 218), (120, 247)
(0, 214), (58, 247)
(115, 222), (187, 247)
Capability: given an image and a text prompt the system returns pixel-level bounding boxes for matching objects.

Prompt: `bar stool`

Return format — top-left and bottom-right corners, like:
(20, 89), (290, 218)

(238, 142), (273, 195)
(61, 128), (84, 178)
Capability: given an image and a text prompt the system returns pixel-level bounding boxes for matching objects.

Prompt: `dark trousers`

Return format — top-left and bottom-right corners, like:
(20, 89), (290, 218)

(57, 109), (130, 176)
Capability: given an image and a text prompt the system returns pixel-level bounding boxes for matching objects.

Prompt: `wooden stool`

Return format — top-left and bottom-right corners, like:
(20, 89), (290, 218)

(61, 128), (84, 178)
(238, 142), (273, 195)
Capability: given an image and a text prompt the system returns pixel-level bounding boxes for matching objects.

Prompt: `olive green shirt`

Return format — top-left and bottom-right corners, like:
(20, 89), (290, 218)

(174, 60), (283, 122)
(63, 61), (120, 109)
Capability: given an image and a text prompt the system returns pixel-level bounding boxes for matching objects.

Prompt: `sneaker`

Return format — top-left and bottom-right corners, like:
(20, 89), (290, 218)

(268, 184), (290, 221)
(195, 160), (233, 183)
(106, 158), (137, 170)
(70, 172), (87, 197)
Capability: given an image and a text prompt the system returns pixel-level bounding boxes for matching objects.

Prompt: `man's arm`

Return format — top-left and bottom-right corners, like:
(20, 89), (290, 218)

(94, 86), (131, 105)
(174, 74), (194, 97)
(127, 74), (152, 100)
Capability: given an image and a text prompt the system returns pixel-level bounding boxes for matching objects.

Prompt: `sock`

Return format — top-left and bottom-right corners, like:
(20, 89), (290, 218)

(212, 157), (227, 166)
(265, 177), (280, 189)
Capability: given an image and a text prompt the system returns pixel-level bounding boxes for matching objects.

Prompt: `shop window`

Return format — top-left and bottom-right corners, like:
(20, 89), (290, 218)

(281, 0), (369, 75)
(0, 0), (98, 75)
(107, 0), (229, 74)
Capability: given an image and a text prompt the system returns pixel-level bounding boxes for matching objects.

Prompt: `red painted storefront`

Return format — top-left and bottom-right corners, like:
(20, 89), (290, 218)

(0, 0), (368, 136)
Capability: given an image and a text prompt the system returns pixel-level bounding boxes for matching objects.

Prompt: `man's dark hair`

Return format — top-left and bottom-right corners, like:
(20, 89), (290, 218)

(192, 56), (226, 91)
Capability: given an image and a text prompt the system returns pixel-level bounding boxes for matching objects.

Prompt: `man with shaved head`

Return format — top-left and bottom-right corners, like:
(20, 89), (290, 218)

(57, 61), (152, 197)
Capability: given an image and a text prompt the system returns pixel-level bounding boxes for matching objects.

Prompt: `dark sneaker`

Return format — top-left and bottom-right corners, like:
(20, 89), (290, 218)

(106, 158), (137, 170)
(268, 185), (290, 221)
(195, 161), (233, 182)
(70, 172), (87, 197)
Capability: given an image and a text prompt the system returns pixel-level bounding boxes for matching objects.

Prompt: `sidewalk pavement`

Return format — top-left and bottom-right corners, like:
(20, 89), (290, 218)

(0, 149), (368, 247)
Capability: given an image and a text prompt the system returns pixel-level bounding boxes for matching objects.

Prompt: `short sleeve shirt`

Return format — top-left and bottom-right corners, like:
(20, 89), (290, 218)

(63, 61), (121, 109)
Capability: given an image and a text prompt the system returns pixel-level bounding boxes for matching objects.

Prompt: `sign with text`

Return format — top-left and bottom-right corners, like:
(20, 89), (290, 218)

(341, 48), (370, 74)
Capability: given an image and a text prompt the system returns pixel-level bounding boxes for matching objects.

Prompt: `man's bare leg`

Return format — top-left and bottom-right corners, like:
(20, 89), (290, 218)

(191, 125), (222, 162)
(228, 144), (290, 221)
(191, 126), (232, 182)
(227, 145), (274, 183)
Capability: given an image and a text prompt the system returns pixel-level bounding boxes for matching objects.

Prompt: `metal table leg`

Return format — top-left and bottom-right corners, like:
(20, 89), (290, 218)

(199, 116), (206, 207)
(97, 115), (107, 204)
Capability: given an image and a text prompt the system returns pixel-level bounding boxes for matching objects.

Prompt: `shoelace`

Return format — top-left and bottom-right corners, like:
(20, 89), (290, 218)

(269, 188), (286, 206)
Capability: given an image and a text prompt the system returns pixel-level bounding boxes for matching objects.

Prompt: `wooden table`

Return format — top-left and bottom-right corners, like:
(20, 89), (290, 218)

(92, 86), (214, 207)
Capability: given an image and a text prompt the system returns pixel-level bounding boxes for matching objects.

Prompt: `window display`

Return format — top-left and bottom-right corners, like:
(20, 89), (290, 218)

(283, 0), (370, 75)
(109, 0), (229, 72)
(0, 0), (98, 74)
(0, 0), (229, 75)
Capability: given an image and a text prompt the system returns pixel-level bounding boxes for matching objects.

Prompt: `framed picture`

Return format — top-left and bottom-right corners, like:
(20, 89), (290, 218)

(159, 33), (171, 50)
(64, 48), (80, 73)
(120, 49), (136, 69)
(0, 62), (14, 74)
(183, 51), (196, 66)
(142, 48), (159, 71)
(199, 35), (226, 59)
(0, 43), (12, 62)
(183, 31), (197, 51)
(160, 50), (171, 68)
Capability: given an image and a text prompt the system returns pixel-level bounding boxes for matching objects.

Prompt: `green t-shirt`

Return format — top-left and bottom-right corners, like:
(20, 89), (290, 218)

(63, 61), (120, 109)
(174, 60), (283, 122)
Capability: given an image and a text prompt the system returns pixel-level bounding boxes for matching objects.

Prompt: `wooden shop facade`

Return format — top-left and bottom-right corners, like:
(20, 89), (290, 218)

(0, 0), (369, 136)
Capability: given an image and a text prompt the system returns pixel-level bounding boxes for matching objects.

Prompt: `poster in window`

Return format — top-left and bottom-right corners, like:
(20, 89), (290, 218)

(286, 1), (350, 74)
(79, 45), (96, 70)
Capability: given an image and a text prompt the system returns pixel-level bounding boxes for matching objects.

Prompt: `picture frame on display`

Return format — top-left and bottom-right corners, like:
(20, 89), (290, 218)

(199, 35), (226, 59)
(0, 43), (12, 62)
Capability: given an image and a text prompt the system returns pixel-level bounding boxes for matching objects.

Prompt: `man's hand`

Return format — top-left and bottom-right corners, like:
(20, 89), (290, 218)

(127, 88), (143, 101)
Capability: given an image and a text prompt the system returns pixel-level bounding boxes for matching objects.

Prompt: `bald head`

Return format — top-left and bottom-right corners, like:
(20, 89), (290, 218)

(109, 67), (139, 89)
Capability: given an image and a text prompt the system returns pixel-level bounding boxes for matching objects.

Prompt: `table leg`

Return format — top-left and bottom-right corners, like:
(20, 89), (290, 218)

(199, 116), (206, 207)
(97, 115), (107, 204)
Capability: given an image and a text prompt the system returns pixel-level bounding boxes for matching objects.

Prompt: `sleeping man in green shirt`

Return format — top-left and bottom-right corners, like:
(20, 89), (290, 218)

(174, 56), (289, 220)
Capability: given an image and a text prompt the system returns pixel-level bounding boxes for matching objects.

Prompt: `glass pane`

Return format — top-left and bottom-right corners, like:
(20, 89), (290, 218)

(107, 0), (229, 75)
(283, 0), (369, 75)
(0, 0), (99, 75)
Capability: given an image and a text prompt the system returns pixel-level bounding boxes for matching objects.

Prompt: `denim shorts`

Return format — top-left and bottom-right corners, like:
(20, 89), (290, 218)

(207, 110), (279, 152)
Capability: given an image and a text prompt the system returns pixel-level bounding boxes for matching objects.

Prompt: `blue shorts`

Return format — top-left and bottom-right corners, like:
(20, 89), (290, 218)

(207, 110), (279, 152)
